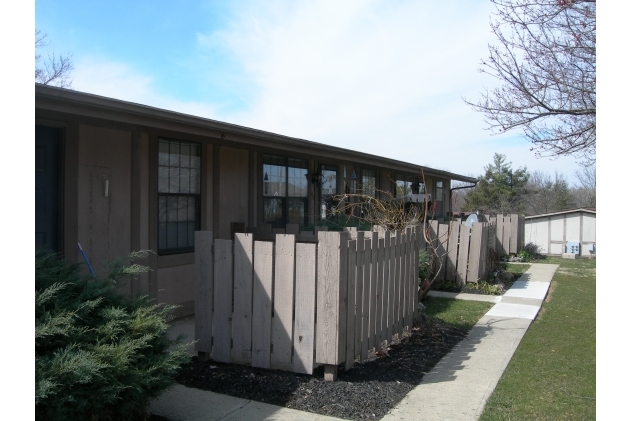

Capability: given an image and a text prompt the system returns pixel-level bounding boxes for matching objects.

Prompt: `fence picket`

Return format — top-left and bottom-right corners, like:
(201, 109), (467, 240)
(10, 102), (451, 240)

(213, 239), (233, 363)
(345, 240), (357, 371)
(315, 232), (348, 370)
(293, 243), (316, 374)
(503, 215), (511, 255)
(437, 224), (449, 282)
(446, 222), (460, 281)
(252, 241), (273, 369)
(195, 231), (214, 354)
(362, 237), (371, 360)
(271, 235), (296, 371)
(369, 233), (378, 351)
(354, 232), (365, 360)
(376, 236), (385, 348)
(456, 226), (471, 285)
(405, 228), (418, 331)
(468, 224), (483, 283)
(232, 233), (253, 364)
(509, 214), (518, 254)
(387, 231), (395, 343)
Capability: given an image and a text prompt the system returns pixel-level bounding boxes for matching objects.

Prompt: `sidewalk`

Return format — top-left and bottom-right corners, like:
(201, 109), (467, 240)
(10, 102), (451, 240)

(150, 263), (558, 421)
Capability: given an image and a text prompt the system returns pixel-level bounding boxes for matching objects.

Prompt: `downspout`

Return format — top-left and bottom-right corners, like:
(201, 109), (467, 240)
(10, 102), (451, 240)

(449, 181), (478, 217)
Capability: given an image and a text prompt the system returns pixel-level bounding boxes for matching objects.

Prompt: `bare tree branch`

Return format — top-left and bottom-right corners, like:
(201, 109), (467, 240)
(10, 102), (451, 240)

(465, 0), (596, 165)
(35, 29), (74, 88)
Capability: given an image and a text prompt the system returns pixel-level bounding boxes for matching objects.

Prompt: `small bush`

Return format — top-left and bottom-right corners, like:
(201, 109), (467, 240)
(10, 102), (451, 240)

(517, 242), (541, 261)
(35, 250), (191, 421)
(418, 249), (431, 281)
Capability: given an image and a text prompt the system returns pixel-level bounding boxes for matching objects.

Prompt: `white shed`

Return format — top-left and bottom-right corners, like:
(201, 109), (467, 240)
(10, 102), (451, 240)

(524, 208), (596, 257)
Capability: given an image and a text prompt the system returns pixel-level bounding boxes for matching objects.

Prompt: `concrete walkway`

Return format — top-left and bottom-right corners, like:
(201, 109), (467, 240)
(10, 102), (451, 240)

(150, 263), (558, 421)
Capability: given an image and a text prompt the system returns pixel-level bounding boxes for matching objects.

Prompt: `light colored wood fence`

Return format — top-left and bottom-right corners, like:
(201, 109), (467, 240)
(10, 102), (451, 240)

(195, 227), (422, 380)
(427, 221), (494, 285)
(483, 214), (525, 255)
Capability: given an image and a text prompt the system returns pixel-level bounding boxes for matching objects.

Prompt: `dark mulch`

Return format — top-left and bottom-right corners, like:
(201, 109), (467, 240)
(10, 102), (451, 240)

(173, 314), (469, 420)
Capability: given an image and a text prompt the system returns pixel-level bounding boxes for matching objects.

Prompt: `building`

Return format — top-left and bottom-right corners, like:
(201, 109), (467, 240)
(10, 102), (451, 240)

(524, 208), (596, 257)
(35, 83), (477, 317)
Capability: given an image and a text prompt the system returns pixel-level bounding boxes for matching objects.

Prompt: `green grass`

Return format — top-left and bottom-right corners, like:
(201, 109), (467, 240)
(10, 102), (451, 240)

(479, 256), (596, 421)
(424, 297), (495, 330)
(503, 262), (531, 278)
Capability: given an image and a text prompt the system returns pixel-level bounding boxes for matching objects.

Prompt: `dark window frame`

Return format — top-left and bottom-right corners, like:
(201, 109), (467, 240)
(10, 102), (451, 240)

(262, 154), (309, 229)
(157, 138), (201, 255)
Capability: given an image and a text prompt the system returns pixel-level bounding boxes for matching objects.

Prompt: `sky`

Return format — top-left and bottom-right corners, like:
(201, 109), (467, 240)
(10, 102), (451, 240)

(34, 0), (588, 184)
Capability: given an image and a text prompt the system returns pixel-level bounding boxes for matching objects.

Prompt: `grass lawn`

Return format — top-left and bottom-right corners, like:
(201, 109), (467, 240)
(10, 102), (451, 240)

(480, 256), (596, 421)
(423, 297), (495, 330)
(503, 262), (531, 278)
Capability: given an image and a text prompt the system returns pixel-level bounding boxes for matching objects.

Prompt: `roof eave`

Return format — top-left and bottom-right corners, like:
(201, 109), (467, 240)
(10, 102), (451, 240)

(35, 83), (478, 183)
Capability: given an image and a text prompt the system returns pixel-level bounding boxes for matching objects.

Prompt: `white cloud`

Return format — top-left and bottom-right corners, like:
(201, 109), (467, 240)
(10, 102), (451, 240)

(72, 56), (222, 120)
(200, 0), (583, 181)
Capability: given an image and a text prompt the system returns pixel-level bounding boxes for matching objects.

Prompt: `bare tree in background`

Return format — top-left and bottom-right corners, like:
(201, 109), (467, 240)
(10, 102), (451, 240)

(572, 164), (596, 207)
(466, 0), (595, 165)
(36, 30), (74, 88)
(525, 170), (573, 215)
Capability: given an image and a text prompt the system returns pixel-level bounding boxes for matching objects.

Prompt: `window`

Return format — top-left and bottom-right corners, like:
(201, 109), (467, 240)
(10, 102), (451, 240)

(362, 169), (376, 197)
(263, 155), (308, 228)
(158, 139), (201, 254)
(320, 164), (337, 219)
(395, 174), (414, 197)
(435, 181), (444, 216)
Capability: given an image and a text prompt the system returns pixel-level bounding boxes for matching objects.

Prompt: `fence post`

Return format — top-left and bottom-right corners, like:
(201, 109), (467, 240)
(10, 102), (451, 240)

(316, 231), (349, 381)
(195, 231), (214, 361)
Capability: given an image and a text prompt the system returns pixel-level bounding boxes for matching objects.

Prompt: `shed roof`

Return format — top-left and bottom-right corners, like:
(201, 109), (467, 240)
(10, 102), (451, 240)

(525, 208), (596, 220)
(35, 83), (477, 183)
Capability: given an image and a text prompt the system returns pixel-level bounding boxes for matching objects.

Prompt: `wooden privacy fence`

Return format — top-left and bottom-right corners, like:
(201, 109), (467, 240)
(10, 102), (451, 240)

(194, 227), (422, 380)
(483, 214), (525, 255)
(427, 220), (495, 285)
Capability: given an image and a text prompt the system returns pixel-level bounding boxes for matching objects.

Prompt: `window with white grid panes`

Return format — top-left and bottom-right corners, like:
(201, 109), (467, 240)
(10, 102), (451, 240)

(158, 139), (201, 254)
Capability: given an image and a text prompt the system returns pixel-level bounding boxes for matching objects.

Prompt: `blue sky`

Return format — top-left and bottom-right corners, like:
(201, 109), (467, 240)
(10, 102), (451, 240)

(35, 0), (588, 183)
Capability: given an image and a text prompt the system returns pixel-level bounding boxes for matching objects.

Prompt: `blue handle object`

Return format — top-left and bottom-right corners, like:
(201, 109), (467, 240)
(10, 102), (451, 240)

(77, 243), (96, 276)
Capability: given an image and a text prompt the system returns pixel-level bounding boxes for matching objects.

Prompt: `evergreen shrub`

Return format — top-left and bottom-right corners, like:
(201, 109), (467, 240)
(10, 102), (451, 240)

(35, 250), (191, 421)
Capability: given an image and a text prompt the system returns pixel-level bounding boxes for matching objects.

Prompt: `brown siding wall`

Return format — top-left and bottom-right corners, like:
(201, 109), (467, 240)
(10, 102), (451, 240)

(77, 124), (132, 294)
(218, 146), (249, 239)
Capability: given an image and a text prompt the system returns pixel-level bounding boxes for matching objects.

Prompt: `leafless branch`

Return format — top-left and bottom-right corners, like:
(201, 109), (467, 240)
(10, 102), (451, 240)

(35, 29), (74, 88)
(465, 0), (595, 165)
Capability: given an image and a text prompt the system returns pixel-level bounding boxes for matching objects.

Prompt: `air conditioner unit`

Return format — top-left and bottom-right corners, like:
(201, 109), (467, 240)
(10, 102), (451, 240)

(565, 242), (580, 254)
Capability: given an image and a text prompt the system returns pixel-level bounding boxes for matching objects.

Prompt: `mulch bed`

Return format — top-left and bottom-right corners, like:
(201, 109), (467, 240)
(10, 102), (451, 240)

(172, 313), (469, 420)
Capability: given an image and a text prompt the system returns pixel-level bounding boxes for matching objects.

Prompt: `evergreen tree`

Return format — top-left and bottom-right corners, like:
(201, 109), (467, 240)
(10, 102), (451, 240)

(462, 153), (529, 214)
(35, 250), (191, 421)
